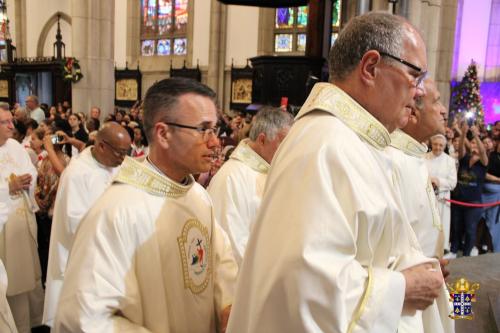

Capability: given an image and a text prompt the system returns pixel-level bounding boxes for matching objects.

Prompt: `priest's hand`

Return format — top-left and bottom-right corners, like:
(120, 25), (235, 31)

(439, 258), (450, 280)
(8, 173), (32, 195)
(401, 263), (443, 311)
(219, 305), (231, 333)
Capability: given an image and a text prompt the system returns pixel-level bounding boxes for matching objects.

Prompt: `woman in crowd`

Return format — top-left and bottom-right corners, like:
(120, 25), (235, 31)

(482, 137), (500, 252)
(30, 128), (48, 168)
(68, 113), (89, 143)
(449, 122), (489, 257)
(425, 134), (457, 255)
(130, 126), (148, 159)
(35, 127), (71, 284)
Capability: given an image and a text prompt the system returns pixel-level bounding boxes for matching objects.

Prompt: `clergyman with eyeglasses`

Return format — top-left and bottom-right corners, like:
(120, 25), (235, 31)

(53, 78), (238, 333)
(43, 121), (131, 327)
(227, 12), (451, 333)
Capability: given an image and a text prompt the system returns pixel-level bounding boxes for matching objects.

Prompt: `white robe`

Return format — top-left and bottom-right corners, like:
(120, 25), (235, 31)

(207, 139), (269, 266)
(387, 130), (443, 258)
(43, 146), (119, 326)
(53, 157), (238, 333)
(0, 139), (43, 331)
(226, 83), (448, 333)
(425, 152), (457, 251)
(0, 202), (18, 333)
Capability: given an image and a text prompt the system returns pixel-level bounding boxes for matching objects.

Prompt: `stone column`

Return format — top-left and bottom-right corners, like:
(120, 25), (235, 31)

(14, 0), (27, 57)
(126, 0), (141, 68)
(71, 0), (115, 117)
(207, 0), (227, 105)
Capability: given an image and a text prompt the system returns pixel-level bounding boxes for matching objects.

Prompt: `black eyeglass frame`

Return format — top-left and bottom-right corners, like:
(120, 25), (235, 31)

(162, 122), (220, 141)
(378, 51), (428, 87)
(101, 139), (130, 157)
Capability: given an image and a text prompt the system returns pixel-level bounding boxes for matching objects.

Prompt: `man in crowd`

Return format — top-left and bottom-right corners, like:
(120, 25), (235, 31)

(25, 95), (45, 125)
(54, 78), (237, 332)
(227, 12), (447, 333)
(43, 122), (131, 327)
(90, 106), (101, 130)
(208, 107), (293, 267)
(386, 78), (454, 332)
(0, 107), (44, 332)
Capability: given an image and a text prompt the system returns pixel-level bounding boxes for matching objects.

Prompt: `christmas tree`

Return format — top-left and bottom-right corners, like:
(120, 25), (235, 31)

(449, 60), (484, 125)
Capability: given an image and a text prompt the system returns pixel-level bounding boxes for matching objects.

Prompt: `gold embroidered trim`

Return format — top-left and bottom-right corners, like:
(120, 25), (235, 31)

(230, 139), (270, 174)
(114, 157), (192, 198)
(390, 129), (427, 158)
(177, 219), (212, 294)
(426, 178), (443, 231)
(347, 266), (373, 333)
(296, 83), (390, 149)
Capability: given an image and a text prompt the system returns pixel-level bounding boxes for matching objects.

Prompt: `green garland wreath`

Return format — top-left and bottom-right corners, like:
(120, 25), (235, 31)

(62, 57), (83, 83)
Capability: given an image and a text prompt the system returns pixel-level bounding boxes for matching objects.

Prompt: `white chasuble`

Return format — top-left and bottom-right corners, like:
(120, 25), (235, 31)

(0, 139), (41, 296)
(226, 83), (447, 333)
(208, 138), (269, 266)
(388, 130), (443, 258)
(424, 152), (457, 252)
(44, 147), (118, 326)
(53, 157), (237, 333)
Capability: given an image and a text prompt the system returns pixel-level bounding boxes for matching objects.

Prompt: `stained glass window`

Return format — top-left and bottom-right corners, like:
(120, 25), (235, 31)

(175, 0), (188, 32)
(141, 0), (189, 56)
(297, 6), (308, 28)
(157, 0), (172, 34)
(297, 34), (307, 52)
(141, 40), (155, 56)
(331, 33), (338, 46)
(174, 38), (187, 55)
(157, 39), (171, 55)
(274, 6), (307, 53)
(275, 8), (294, 28)
(332, 0), (341, 28)
(275, 34), (293, 53)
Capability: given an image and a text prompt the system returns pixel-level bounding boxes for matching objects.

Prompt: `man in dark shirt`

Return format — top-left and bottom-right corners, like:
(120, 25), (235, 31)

(482, 138), (500, 252)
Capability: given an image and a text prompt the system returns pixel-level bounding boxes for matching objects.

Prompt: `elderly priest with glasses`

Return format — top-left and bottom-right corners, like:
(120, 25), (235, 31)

(227, 12), (451, 333)
(53, 78), (238, 333)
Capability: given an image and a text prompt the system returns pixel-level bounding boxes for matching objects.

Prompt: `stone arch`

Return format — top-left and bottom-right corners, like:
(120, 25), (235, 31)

(36, 12), (72, 57)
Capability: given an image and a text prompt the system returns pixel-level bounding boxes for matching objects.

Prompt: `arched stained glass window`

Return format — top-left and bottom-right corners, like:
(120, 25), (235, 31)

(141, 0), (189, 56)
(274, 6), (308, 53)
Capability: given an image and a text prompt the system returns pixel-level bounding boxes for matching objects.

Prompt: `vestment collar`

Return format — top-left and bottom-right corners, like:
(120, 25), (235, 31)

(114, 156), (193, 198)
(296, 83), (390, 149)
(390, 129), (428, 158)
(230, 139), (270, 174)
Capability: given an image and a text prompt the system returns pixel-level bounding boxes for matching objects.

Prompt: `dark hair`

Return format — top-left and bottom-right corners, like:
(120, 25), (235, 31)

(14, 119), (27, 137)
(143, 77), (217, 142)
(329, 12), (406, 82)
(25, 118), (39, 130)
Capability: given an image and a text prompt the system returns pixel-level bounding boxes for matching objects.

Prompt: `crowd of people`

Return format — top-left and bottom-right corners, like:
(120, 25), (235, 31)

(0, 11), (499, 333)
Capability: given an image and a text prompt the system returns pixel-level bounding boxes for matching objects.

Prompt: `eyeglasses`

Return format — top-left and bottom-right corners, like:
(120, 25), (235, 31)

(378, 51), (428, 88)
(102, 140), (130, 157)
(163, 122), (220, 142)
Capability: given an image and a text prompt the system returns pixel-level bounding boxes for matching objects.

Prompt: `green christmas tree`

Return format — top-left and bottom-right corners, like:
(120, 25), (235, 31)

(450, 60), (484, 125)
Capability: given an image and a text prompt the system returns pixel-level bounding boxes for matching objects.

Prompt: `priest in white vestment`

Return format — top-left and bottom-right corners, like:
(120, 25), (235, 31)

(43, 123), (131, 327)
(425, 135), (457, 253)
(386, 79), (454, 332)
(227, 13), (447, 333)
(208, 107), (293, 266)
(54, 78), (237, 333)
(0, 202), (18, 333)
(0, 109), (43, 333)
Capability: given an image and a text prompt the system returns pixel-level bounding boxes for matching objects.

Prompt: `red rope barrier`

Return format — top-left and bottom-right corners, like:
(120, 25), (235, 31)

(442, 198), (500, 208)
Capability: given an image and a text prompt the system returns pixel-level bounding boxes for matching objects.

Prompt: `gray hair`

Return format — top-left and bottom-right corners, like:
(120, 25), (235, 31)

(249, 106), (294, 141)
(0, 102), (9, 111)
(27, 95), (39, 105)
(329, 12), (406, 82)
